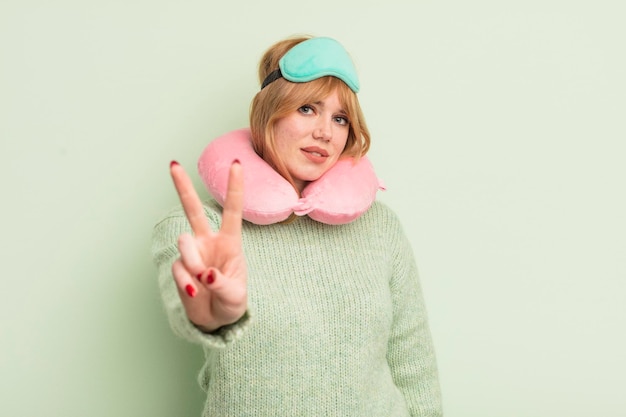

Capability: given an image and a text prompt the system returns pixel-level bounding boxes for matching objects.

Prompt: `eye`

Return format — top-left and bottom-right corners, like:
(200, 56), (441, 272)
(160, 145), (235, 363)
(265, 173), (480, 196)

(298, 105), (314, 115)
(334, 115), (349, 126)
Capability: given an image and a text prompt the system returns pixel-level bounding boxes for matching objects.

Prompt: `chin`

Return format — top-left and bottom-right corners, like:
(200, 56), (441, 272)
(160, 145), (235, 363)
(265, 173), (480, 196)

(291, 161), (335, 184)
(299, 170), (327, 183)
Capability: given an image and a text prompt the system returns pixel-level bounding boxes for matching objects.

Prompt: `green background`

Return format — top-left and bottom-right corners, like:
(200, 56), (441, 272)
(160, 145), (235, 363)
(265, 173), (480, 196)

(1, 1), (624, 416)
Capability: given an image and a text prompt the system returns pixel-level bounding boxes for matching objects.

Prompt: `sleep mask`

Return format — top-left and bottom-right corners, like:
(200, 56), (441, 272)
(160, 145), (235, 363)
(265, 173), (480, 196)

(261, 37), (360, 93)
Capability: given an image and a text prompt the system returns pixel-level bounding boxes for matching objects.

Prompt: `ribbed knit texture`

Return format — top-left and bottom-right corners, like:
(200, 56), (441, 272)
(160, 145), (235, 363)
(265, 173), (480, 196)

(152, 199), (442, 417)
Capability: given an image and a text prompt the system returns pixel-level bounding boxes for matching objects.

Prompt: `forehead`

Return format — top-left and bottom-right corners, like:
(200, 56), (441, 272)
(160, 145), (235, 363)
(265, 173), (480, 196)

(313, 92), (347, 112)
(297, 79), (352, 110)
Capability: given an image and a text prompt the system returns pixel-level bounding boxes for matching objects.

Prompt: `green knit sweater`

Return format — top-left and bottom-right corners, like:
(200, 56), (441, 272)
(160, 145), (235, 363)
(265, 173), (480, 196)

(152, 198), (442, 417)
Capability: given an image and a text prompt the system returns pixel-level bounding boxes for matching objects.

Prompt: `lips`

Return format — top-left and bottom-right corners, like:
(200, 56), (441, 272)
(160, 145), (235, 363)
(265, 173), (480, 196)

(301, 146), (329, 163)
(302, 146), (328, 156)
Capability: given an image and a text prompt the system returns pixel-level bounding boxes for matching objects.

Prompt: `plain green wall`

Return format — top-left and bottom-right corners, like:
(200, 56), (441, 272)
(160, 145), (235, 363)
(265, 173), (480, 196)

(1, 1), (625, 416)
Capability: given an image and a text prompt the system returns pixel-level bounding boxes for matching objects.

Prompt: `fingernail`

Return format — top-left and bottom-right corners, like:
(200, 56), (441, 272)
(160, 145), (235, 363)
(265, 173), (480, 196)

(196, 272), (203, 281)
(170, 160), (179, 168)
(206, 270), (215, 284)
(185, 284), (196, 297)
(232, 159), (240, 165)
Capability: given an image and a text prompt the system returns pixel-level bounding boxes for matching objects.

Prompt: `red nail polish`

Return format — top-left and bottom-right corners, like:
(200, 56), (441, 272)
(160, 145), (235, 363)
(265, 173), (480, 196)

(196, 272), (203, 281)
(170, 160), (179, 168)
(185, 284), (196, 297)
(232, 159), (240, 165)
(207, 270), (215, 284)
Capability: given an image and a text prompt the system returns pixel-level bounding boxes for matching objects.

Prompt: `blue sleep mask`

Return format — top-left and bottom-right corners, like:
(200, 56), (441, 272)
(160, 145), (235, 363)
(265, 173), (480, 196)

(261, 37), (360, 93)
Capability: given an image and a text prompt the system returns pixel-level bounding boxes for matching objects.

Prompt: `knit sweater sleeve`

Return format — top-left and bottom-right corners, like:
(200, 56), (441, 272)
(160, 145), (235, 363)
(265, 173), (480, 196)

(384, 209), (443, 417)
(151, 203), (252, 348)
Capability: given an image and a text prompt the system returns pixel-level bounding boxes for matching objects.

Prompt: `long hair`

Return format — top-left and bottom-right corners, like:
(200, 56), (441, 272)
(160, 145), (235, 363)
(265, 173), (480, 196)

(249, 36), (371, 194)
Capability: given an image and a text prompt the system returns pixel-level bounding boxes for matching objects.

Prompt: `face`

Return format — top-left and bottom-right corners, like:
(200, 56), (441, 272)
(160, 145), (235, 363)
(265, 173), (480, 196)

(273, 89), (350, 192)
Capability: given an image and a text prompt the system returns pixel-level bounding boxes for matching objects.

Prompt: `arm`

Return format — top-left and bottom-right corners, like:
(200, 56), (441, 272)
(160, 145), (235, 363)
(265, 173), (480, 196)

(386, 215), (443, 417)
(152, 207), (252, 348)
(151, 161), (252, 348)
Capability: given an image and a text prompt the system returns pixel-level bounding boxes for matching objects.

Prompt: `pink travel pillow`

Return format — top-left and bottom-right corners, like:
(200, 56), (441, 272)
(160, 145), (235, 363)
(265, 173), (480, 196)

(197, 128), (385, 225)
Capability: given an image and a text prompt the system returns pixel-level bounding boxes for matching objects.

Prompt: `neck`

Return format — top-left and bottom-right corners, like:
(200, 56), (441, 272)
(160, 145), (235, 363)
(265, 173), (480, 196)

(294, 179), (308, 194)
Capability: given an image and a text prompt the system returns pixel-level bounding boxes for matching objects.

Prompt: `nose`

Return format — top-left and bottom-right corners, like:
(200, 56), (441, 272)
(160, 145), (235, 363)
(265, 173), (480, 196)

(313, 117), (332, 142)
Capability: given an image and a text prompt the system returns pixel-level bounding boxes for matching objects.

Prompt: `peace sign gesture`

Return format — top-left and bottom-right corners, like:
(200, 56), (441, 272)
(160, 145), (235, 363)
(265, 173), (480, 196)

(169, 160), (247, 332)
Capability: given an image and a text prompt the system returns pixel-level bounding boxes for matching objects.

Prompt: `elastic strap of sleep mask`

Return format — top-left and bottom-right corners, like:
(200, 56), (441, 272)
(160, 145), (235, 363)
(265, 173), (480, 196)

(260, 37), (360, 93)
(261, 69), (283, 89)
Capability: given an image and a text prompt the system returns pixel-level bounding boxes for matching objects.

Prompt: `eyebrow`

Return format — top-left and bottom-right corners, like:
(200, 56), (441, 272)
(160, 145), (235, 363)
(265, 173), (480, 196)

(313, 100), (348, 115)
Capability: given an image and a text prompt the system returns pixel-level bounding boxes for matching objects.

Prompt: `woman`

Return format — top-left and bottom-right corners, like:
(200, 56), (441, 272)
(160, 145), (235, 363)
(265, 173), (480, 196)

(152, 35), (443, 416)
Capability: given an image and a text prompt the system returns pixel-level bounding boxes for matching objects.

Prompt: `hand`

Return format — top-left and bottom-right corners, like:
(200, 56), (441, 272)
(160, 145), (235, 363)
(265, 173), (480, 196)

(169, 160), (247, 332)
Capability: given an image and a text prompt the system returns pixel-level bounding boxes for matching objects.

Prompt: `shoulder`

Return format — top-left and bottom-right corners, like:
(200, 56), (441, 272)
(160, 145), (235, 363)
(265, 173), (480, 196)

(359, 200), (404, 230)
(353, 200), (415, 257)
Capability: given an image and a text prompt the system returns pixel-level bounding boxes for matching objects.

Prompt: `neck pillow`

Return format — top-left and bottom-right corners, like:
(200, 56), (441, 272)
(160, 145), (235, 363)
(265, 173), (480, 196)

(197, 128), (385, 225)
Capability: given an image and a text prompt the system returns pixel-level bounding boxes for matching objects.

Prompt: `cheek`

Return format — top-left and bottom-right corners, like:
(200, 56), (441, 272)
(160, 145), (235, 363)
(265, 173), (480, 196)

(275, 137), (291, 156)
(337, 130), (350, 152)
(274, 119), (300, 145)
(273, 125), (293, 152)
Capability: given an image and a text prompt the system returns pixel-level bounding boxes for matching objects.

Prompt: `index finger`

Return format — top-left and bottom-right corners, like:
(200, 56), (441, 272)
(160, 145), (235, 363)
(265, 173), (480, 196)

(220, 160), (244, 236)
(170, 161), (212, 237)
